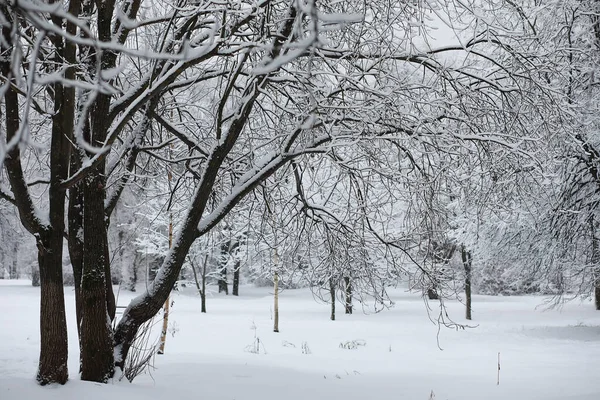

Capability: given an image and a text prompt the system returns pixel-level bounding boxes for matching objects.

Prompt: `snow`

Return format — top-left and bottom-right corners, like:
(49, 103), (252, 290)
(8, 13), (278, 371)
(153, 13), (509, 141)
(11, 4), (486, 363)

(1, 279), (599, 399)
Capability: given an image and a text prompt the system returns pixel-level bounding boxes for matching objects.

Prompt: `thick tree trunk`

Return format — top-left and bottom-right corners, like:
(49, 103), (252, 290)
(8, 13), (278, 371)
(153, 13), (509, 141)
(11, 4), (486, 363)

(462, 246), (472, 320)
(80, 172), (114, 382)
(36, 234), (69, 385)
(329, 277), (336, 321)
(344, 276), (352, 314)
(232, 261), (240, 296)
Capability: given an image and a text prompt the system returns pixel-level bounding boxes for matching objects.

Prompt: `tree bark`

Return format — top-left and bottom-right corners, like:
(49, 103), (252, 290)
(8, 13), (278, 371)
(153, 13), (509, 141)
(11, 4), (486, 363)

(427, 288), (439, 300)
(78, 8), (116, 376)
(79, 171), (114, 382)
(218, 240), (229, 294)
(590, 217), (600, 310)
(344, 276), (352, 314)
(273, 266), (280, 333)
(218, 266), (228, 294)
(233, 261), (240, 296)
(10, 242), (18, 279)
(462, 246), (473, 320)
(594, 280), (600, 310)
(68, 180), (84, 339)
(329, 277), (336, 321)
(36, 233), (69, 385)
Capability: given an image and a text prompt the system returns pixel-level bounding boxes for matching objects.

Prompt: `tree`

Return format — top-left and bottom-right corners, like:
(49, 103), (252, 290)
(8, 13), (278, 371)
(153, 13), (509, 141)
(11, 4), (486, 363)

(1, 0), (556, 385)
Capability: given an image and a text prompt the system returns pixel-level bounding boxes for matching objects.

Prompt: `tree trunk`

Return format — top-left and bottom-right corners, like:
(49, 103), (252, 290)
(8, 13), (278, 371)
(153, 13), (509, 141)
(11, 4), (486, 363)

(427, 288), (439, 300)
(233, 261), (240, 296)
(462, 246), (472, 320)
(190, 254), (207, 313)
(273, 267), (280, 333)
(36, 234), (69, 385)
(131, 257), (138, 292)
(344, 276), (352, 314)
(158, 215), (173, 354)
(591, 217), (600, 310)
(80, 172), (114, 382)
(218, 264), (228, 294)
(329, 277), (336, 321)
(68, 180), (84, 339)
(201, 261), (207, 313)
(10, 242), (18, 279)
(31, 266), (40, 287)
(594, 260), (600, 311)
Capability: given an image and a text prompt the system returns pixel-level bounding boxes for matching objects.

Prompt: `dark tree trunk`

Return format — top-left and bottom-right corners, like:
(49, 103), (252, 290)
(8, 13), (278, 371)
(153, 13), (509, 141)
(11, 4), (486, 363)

(130, 253), (139, 292)
(232, 261), (240, 296)
(36, 233), (69, 385)
(595, 281), (600, 311)
(329, 277), (336, 321)
(190, 255), (208, 313)
(201, 290), (207, 313)
(462, 246), (472, 320)
(10, 242), (18, 279)
(68, 180), (84, 339)
(218, 265), (228, 294)
(427, 288), (439, 300)
(591, 217), (600, 310)
(344, 276), (352, 314)
(31, 266), (40, 287)
(79, 12), (116, 376)
(80, 171), (114, 382)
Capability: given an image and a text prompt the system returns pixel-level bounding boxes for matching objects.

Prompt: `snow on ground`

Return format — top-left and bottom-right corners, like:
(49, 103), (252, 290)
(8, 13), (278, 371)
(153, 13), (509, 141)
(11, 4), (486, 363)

(1, 279), (599, 400)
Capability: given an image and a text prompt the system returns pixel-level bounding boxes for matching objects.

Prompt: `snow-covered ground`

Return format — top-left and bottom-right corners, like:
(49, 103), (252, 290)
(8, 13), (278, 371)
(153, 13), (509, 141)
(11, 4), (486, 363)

(1, 279), (599, 400)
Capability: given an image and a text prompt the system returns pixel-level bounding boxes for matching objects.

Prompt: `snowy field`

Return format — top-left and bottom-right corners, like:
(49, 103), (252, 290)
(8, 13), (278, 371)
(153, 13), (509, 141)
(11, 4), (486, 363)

(1, 280), (599, 400)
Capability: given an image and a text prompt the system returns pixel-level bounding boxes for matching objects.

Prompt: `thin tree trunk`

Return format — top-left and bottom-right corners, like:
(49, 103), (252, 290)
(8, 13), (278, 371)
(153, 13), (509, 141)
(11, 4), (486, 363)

(595, 279), (600, 311)
(68, 179), (84, 339)
(462, 246), (472, 320)
(344, 276), (352, 314)
(10, 242), (18, 279)
(31, 266), (40, 287)
(218, 267), (228, 294)
(158, 213), (173, 354)
(233, 261), (240, 296)
(201, 257), (207, 313)
(273, 265), (280, 333)
(218, 240), (228, 294)
(329, 277), (336, 321)
(591, 217), (600, 310)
